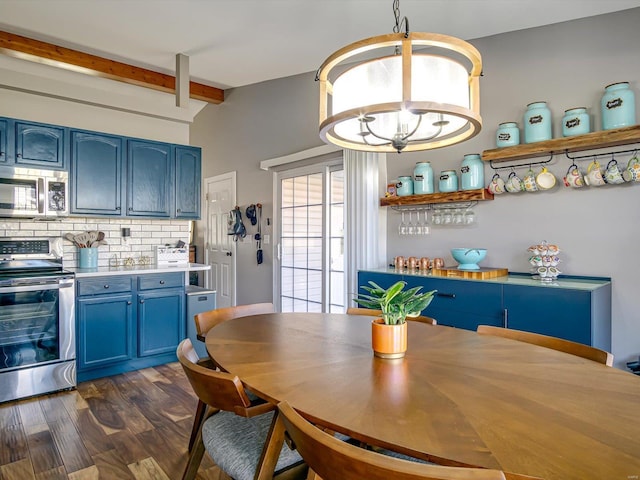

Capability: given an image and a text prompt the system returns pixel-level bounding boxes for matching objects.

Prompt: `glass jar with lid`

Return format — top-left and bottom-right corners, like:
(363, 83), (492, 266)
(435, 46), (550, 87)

(524, 101), (552, 143)
(496, 122), (520, 147)
(396, 176), (414, 196)
(413, 162), (434, 194)
(439, 170), (458, 193)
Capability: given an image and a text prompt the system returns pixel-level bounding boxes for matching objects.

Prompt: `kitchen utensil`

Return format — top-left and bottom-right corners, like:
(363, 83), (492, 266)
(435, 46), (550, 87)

(74, 232), (90, 248)
(64, 233), (77, 245)
(450, 248), (487, 270)
(87, 230), (98, 246)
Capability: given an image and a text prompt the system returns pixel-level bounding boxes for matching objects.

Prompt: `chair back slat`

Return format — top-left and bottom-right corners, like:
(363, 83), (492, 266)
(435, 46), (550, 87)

(477, 325), (613, 366)
(277, 401), (507, 480)
(194, 302), (275, 338)
(177, 339), (252, 413)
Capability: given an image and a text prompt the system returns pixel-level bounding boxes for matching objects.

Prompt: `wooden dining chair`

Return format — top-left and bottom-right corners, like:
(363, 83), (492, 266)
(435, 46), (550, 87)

(346, 307), (437, 325)
(189, 302), (275, 450)
(177, 339), (305, 480)
(277, 401), (507, 480)
(476, 325), (614, 366)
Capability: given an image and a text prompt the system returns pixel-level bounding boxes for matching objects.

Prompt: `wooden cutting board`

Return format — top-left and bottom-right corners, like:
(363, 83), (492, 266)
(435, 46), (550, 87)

(431, 266), (508, 279)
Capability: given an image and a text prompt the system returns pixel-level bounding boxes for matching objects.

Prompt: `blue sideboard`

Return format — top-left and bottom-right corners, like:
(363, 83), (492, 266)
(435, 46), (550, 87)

(358, 269), (611, 351)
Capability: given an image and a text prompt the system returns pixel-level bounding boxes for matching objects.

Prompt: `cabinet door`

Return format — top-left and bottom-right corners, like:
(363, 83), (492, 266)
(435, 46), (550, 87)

(503, 285), (592, 345)
(15, 120), (66, 169)
(127, 140), (172, 217)
(137, 288), (185, 357)
(77, 294), (134, 370)
(0, 118), (8, 164)
(71, 131), (124, 215)
(174, 146), (201, 219)
(405, 276), (503, 330)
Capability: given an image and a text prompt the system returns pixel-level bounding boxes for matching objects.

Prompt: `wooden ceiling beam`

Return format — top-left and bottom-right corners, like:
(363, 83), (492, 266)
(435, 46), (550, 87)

(0, 30), (224, 104)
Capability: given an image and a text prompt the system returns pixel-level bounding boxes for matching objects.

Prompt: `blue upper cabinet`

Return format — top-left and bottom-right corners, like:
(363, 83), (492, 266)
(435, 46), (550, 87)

(127, 140), (173, 217)
(71, 131), (124, 215)
(0, 119), (8, 165)
(15, 120), (67, 170)
(174, 145), (201, 219)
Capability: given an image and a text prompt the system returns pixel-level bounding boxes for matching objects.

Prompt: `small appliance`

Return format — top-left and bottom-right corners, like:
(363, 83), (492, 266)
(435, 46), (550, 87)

(0, 166), (68, 218)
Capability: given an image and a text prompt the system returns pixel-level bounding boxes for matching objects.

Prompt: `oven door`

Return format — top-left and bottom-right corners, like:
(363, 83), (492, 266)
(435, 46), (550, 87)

(0, 277), (75, 402)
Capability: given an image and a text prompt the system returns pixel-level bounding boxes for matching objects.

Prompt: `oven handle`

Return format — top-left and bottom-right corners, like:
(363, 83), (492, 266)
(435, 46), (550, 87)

(0, 281), (68, 293)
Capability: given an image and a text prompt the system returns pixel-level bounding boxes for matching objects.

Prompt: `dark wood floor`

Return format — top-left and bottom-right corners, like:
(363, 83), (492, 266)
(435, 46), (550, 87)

(0, 363), (231, 479)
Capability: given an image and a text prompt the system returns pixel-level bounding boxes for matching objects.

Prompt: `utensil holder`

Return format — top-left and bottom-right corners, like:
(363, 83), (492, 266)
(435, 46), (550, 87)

(79, 247), (98, 268)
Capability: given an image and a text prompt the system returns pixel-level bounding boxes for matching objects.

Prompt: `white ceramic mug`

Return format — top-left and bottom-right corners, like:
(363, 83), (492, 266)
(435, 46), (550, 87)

(604, 159), (625, 184)
(623, 155), (640, 182)
(536, 167), (556, 190)
(505, 171), (524, 193)
(584, 160), (605, 186)
(487, 173), (505, 194)
(563, 163), (584, 188)
(523, 168), (538, 192)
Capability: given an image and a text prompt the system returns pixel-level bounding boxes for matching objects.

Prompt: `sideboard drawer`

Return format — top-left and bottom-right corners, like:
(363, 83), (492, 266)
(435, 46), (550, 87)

(77, 276), (132, 296)
(137, 272), (184, 291)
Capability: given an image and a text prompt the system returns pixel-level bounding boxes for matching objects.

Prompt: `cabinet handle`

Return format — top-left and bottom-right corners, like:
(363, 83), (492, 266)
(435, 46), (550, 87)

(503, 308), (508, 328)
(128, 207), (132, 211)
(116, 206), (121, 211)
(436, 292), (456, 299)
(159, 280), (165, 285)
(226, 251), (232, 257)
(177, 209), (182, 213)
(104, 285), (109, 289)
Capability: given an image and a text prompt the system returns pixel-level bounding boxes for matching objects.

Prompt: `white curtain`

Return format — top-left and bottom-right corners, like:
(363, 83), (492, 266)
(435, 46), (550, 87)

(344, 149), (387, 310)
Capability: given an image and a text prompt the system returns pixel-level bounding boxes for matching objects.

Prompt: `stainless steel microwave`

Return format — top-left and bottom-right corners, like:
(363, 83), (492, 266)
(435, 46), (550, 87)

(0, 167), (68, 218)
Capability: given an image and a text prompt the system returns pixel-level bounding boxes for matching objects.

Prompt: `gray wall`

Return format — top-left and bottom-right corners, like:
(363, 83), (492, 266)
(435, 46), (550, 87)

(191, 8), (640, 367)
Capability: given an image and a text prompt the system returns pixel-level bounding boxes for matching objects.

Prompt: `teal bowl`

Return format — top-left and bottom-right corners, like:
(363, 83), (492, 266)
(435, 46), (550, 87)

(451, 248), (487, 270)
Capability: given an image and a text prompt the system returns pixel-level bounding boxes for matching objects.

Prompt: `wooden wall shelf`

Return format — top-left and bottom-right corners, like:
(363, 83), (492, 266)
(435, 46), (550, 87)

(482, 124), (640, 163)
(380, 188), (493, 207)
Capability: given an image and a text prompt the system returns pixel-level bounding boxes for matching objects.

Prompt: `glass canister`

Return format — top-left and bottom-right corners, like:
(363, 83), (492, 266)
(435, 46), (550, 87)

(460, 153), (484, 190)
(396, 176), (414, 196)
(562, 107), (590, 137)
(496, 122), (520, 147)
(524, 101), (552, 143)
(413, 162), (434, 194)
(601, 82), (636, 130)
(438, 170), (458, 193)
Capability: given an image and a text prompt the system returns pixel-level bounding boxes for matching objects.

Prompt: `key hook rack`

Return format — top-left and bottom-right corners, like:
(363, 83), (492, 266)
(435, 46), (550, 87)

(565, 147), (638, 161)
(489, 153), (554, 171)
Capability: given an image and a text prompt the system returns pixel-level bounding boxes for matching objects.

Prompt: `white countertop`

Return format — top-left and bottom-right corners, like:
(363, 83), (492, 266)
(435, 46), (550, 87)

(69, 262), (210, 278)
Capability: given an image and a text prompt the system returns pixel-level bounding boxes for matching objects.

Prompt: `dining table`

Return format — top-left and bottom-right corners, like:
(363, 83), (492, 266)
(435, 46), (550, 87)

(205, 312), (640, 480)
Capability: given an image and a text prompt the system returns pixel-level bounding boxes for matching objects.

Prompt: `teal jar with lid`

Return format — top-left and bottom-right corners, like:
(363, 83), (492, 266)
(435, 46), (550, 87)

(413, 162), (434, 194)
(438, 170), (458, 193)
(601, 82), (636, 130)
(496, 122), (520, 147)
(460, 154), (484, 190)
(562, 107), (590, 137)
(524, 101), (552, 143)
(396, 176), (414, 196)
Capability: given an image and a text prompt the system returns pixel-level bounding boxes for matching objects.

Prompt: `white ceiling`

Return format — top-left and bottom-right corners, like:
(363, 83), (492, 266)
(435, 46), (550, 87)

(1, 0), (640, 90)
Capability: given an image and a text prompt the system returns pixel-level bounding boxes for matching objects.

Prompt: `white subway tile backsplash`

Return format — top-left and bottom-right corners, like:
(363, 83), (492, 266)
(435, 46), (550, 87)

(1, 217), (191, 269)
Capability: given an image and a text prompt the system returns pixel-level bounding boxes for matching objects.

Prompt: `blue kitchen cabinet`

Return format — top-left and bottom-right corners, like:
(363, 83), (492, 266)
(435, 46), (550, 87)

(15, 120), (67, 170)
(70, 131), (124, 215)
(0, 118), (8, 164)
(403, 275), (503, 330)
(127, 139), (172, 217)
(76, 272), (185, 382)
(174, 145), (201, 219)
(503, 282), (611, 352)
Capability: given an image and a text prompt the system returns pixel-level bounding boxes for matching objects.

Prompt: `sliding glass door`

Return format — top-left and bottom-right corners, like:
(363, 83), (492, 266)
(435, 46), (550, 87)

(276, 162), (344, 313)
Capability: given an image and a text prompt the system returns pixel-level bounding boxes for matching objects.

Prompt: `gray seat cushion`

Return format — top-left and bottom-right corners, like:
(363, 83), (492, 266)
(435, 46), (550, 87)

(202, 410), (302, 480)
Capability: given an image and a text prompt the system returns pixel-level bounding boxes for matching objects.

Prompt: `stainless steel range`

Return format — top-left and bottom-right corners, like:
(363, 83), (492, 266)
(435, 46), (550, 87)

(0, 237), (75, 403)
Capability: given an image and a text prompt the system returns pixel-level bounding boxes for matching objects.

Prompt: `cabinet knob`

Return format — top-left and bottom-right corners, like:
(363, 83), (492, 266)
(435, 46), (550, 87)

(177, 209), (181, 213)
(0, 151), (4, 156)
(104, 285), (109, 289)
(116, 206), (121, 211)
(16, 153), (21, 158)
(127, 301), (132, 305)
(226, 252), (232, 257)
(159, 280), (165, 285)
(140, 299), (145, 304)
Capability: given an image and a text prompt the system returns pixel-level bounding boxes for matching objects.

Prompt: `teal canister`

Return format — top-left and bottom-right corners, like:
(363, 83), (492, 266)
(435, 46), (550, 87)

(396, 176), (414, 196)
(438, 170), (458, 193)
(413, 162), (434, 194)
(460, 154), (484, 190)
(524, 101), (552, 143)
(562, 107), (590, 137)
(601, 82), (636, 130)
(496, 122), (520, 147)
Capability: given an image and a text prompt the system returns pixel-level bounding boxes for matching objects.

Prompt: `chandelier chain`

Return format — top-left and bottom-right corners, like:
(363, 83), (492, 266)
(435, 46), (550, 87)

(392, 0), (410, 37)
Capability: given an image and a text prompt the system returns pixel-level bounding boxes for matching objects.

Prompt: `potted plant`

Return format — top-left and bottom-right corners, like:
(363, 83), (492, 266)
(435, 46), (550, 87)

(354, 280), (436, 358)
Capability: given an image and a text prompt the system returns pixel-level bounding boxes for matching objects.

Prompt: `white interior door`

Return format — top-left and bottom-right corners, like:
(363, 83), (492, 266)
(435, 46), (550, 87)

(205, 172), (236, 308)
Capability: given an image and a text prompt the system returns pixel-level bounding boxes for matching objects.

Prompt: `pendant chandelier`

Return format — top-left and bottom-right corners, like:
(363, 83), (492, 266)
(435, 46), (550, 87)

(317, 0), (482, 153)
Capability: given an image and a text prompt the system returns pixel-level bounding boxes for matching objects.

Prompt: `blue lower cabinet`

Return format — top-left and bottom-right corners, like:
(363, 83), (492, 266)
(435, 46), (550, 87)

(357, 270), (611, 349)
(138, 288), (185, 357)
(77, 294), (134, 370)
(76, 273), (185, 382)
